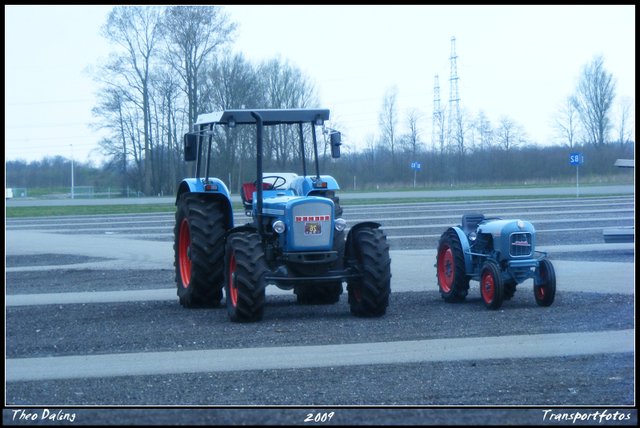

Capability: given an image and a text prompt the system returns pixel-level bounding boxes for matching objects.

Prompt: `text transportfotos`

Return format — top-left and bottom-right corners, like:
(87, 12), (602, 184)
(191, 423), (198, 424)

(542, 409), (631, 423)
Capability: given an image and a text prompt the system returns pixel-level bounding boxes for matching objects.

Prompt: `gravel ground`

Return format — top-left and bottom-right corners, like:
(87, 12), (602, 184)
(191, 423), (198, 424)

(4, 353), (634, 406)
(6, 286), (634, 359)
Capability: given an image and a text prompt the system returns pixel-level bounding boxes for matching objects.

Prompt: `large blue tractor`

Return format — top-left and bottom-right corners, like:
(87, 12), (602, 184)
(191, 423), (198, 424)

(436, 214), (556, 310)
(174, 109), (391, 322)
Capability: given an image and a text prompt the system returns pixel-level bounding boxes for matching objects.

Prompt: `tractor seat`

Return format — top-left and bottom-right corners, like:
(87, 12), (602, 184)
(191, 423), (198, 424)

(241, 183), (256, 206)
(241, 182), (274, 205)
(461, 213), (485, 234)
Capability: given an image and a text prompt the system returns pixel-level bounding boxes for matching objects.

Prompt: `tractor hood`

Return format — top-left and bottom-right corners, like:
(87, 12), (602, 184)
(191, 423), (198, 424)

(478, 219), (535, 236)
(479, 219), (536, 259)
(261, 195), (335, 252)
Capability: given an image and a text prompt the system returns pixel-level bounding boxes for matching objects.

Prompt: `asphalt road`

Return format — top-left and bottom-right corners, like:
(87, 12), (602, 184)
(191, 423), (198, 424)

(4, 189), (636, 425)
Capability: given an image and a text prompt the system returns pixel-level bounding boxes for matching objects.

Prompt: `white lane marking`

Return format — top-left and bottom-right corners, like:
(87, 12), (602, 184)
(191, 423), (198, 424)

(6, 329), (634, 382)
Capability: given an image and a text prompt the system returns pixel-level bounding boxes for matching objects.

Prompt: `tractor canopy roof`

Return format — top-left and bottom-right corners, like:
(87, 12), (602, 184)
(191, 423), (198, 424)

(195, 109), (330, 127)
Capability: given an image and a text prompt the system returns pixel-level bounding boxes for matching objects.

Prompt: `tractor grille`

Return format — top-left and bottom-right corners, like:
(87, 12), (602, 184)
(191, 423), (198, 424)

(291, 202), (332, 248)
(509, 232), (533, 257)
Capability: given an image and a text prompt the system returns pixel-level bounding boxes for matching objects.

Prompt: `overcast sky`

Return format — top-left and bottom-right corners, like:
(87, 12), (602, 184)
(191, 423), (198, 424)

(5, 5), (635, 164)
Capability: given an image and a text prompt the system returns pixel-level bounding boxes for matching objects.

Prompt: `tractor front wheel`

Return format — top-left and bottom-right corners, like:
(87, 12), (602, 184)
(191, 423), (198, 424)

(346, 227), (391, 317)
(480, 262), (504, 310)
(534, 259), (556, 307)
(436, 229), (470, 303)
(224, 232), (267, 322)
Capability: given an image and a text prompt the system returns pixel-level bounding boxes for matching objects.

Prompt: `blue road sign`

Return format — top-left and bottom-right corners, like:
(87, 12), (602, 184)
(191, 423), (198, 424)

(570, 153), (584, 165)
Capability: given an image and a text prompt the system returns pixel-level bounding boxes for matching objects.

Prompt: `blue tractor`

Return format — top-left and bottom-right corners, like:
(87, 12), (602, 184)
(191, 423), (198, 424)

(174, 109), (391, 322)
(436, 214), (556, 310)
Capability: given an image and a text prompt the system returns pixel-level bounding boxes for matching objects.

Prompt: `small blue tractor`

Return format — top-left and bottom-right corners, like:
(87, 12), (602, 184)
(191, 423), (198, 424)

(174, 109), (391, 322)
(436, 214), (556, 310)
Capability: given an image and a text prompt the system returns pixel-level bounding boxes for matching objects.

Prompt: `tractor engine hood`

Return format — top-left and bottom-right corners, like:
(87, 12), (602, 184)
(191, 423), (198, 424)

(261, 196), (336, 252)
(478, 219), (535, 236)
(478, 219), (536, 259)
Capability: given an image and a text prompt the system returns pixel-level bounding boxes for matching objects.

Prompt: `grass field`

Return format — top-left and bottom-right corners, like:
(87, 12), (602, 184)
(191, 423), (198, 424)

(5, 186), (633, 218)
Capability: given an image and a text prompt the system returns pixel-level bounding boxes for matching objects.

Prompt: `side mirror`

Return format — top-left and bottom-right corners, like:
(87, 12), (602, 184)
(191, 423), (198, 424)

(330, 131), (341, 158)
(183, 133), (198, 162)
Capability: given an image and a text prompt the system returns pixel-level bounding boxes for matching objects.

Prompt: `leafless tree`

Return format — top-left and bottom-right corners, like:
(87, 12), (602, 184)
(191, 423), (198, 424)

(402, 108), (424, 159)
(202, 51), (262, 189)
(615, 96), (634, 148)
(496, 115), (527, 153)
(378, 85), (399, 164)
(100, 6), (163, 194)
(474, 110), (493, 153)
(551, 95), (580, 148)
(259, 56), (319, 170)
(161, 6), (237, 131)
(572, 54), (616, 150)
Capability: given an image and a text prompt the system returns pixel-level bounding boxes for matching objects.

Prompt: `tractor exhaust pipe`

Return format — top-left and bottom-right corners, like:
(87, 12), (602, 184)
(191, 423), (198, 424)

(251, 111), (264, 236)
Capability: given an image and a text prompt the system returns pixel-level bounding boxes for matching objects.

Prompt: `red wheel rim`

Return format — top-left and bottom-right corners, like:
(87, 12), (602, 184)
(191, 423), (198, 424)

(535, 264), (548, 299)
(438, 244), (454, 293)
(229, 253), (238, 306)
(178, 218), (191, 288)
(481, 271), (495, 303)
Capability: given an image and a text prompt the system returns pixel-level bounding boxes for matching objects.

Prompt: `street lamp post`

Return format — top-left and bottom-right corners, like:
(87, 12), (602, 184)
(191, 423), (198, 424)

(70, 144), (74, 200)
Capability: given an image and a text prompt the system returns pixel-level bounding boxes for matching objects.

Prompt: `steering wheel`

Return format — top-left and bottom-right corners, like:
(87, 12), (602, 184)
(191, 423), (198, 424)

(256, 175), (287, 190)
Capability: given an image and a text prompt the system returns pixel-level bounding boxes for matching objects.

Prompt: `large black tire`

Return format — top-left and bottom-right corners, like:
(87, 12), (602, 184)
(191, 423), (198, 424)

(224, 232), (267, 323)
(346, 227), (391, 317)
(480, 261), (504, 310)
(534, 259), (556, 307)
(174, 194), (225, 308)
(436, 229), (470, 303)
(295, 230), (345, 305)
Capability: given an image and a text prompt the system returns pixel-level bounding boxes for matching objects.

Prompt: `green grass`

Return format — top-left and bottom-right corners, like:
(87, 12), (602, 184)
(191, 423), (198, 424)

(6, 189), (634, 219)
(5, 204), (179, 218)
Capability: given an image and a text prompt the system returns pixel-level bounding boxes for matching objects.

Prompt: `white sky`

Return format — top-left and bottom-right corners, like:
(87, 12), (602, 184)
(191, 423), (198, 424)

(5, 5), (635, 164)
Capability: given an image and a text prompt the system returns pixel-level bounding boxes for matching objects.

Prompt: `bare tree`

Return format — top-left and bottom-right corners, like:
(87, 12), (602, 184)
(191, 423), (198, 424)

(162, 6), (237, 131)
(572, 54), (616, 150)
(378, 85), (399, 164)
(496, 115), (527, 153)
(202, 51), (262, 189)
(551, 95), (580, 148)
(100, 6), (163, 195)
(450, 106), (470, 158)
(259, 56), (319, 170)
(402, 108), (424, 159)
(615, 96), (634, 148)
(91, 87), (131, 191)
(474, 110), (493, 153)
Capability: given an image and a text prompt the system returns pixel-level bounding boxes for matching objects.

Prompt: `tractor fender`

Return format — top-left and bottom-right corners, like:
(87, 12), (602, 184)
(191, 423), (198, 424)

(449, 226), (474, 275)
(345, 221), (381, 258)
(175, 179), (234, 230)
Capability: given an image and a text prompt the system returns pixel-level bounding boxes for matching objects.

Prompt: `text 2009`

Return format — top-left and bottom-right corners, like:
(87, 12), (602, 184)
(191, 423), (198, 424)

(304, 412), (335, 423)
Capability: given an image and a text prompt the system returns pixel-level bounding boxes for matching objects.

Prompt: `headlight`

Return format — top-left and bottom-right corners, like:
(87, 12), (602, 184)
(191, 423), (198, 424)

(468, 231), (477, 242)
(272, 220), (286, 234)
(334, 218), (346, 232)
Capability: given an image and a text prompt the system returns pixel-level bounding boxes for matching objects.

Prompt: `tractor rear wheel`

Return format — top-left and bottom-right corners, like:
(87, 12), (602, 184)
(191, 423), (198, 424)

(224, 232), (267, 322)
(480, 261), (504, 310)
(436, 229), (470, 303)
(534, 259), (556, 307)
(174, 194), (225, 308)
(346, 227), (391, 317)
